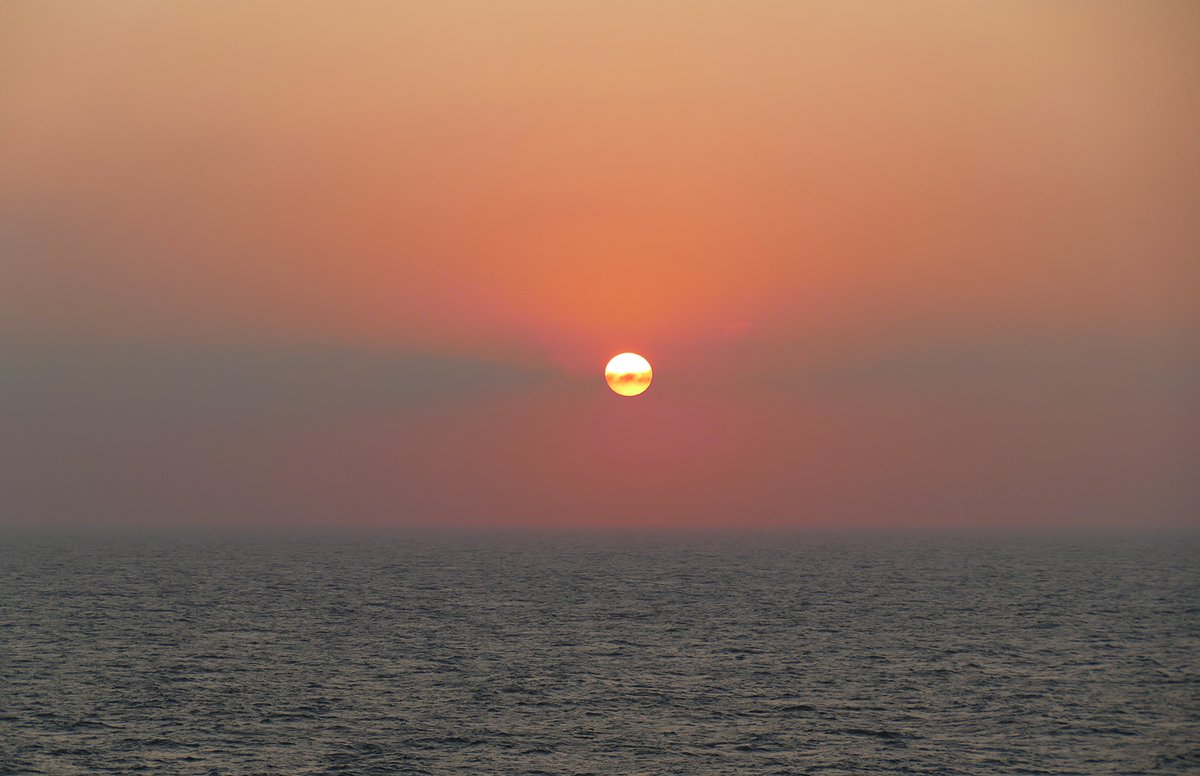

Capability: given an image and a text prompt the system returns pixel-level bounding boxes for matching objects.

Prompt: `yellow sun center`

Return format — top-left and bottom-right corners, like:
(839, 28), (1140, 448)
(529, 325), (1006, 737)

(605, 352), (652, 397)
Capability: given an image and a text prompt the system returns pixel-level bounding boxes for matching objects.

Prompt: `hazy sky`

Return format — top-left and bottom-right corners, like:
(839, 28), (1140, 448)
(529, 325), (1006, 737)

(2, 1), (1197, 528)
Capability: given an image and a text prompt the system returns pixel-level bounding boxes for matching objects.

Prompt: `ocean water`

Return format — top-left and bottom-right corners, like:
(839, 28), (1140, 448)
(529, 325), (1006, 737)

(1, 533), (1196, 775)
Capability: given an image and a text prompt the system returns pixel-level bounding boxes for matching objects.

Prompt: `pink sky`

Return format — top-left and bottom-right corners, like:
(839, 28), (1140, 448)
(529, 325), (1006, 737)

(2, 2), (1197, 528)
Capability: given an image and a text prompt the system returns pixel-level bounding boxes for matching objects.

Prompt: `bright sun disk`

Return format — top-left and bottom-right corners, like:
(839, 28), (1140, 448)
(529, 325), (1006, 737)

(605, 352), (652, 397)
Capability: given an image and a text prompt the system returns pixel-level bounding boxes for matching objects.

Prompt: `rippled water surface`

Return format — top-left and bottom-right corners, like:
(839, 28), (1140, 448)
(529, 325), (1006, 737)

(1, 533), (1196, 774)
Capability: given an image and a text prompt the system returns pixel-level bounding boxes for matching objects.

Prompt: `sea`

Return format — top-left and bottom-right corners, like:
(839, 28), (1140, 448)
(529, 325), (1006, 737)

(1, 532), (1196, 774)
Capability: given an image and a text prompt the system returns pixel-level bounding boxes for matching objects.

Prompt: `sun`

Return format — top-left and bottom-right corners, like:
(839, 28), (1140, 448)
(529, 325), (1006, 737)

(605, 352), (652, 397)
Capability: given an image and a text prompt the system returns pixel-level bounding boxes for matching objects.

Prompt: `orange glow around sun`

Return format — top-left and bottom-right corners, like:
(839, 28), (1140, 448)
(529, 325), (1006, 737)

(605, 352), (653, 397)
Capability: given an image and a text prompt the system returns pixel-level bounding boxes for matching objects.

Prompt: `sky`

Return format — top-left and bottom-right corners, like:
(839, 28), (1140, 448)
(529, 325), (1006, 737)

(2, 1), (1197, 529)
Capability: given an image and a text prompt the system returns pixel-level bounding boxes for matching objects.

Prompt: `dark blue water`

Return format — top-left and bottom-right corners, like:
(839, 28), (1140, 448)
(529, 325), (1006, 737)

(1, 533), (1196, 774)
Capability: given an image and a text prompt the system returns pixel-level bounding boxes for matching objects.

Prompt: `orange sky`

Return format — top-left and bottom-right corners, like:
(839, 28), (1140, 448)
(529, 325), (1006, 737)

(2, 2), (1197, 528)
